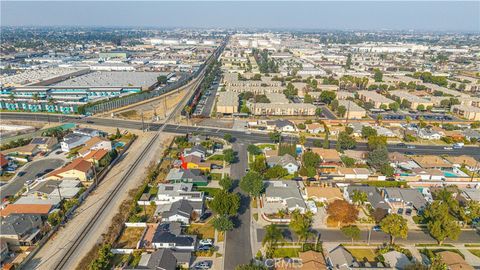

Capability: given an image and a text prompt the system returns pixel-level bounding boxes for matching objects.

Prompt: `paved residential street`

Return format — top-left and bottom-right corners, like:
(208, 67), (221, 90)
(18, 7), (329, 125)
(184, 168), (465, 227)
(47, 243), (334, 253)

(256, 227), (480, 245)
(0, 158), (64, 202)
(224, 142), (253, 269)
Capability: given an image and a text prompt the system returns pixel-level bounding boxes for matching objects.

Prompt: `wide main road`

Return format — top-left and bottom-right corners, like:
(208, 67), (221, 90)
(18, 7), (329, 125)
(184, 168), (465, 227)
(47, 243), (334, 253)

(2, 112), (479, 159)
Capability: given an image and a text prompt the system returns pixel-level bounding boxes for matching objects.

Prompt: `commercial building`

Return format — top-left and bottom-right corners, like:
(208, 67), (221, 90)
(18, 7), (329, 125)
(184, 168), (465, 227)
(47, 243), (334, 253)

(216, 91), (239, 114)
(357, 91), (395, 109)
(248, 102), (316, 116)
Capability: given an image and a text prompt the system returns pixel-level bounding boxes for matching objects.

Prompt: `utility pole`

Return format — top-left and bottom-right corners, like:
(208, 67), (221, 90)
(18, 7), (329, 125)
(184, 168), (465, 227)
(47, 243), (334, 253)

(346, 99), (351, 126)
(92, 157), (98, 187)
(141, 110), (145, 132)
(367, 226), (371, 245)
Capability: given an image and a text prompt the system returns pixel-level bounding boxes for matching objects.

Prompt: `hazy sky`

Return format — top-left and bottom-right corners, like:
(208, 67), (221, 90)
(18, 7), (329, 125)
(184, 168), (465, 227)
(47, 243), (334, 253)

(1, 1), (479, 32)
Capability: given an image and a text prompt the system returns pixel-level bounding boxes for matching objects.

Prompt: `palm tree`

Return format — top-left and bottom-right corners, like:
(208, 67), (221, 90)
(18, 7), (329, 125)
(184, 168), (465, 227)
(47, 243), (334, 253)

(262, 224), (283, 258)
(351, 190), (368, 206)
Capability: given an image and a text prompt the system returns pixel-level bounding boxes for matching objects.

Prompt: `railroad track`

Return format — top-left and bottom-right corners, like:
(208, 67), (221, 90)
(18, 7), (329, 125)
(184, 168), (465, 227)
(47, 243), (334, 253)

(52, 131), (160, 270)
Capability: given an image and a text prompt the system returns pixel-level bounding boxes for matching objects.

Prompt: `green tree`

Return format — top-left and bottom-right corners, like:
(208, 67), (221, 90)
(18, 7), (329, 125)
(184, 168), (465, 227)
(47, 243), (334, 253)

(361, 126), (377, 139)
(289, 210), (314, 245)
(224, 133), (233, 142)
(223, 149), (236, 164)
(219, 176), (233, 191)
(89, 244), (113, 270)
(341, 156), (356, 167)
(367, 145), (389, 170)
(115, 128), (121, 139)
(336, 131), (356, 151)
(213, 215), (234, 232)
(341, 225), (361, 244)
(209, 189), (240, 217)
(351, 190), (368, 206)
(268, 131), (281, 143)
(298, 166), (317, 178)
(247, 144), (262, 155)
(319, 91), (336, 104)
(315, 107), (322, 117)
(262, 224), (284, 258)
(416, 104), (425, 111)
(240, 171), (264, 197)
(337, 105), (347, 117)
(380, 214), (408, 244)
(302, 151), (321, 168)
(157, 75), (168, 84)
(323, 131), (330, 149)
(304, 94), (313, 103)
(250, 155), (267, 173)
(389, 102), (400, 112)
(264, 165), (288, 179)
(423, 201), (461, 245)
(235, 263), (267, 270)
(373, 68), (383, 82)
(367, 135), (387, 151)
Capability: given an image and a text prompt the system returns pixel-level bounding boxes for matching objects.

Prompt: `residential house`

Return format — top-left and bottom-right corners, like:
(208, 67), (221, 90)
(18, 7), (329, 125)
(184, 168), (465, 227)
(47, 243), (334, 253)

(73, 127), (101, 137)
(263, 181), (307, 215)
(187, 134), (209, 146)
(298, 250), (327, 270)
(265, 119), (296, 132)
(305, 187), (343, 203)
(1, 144), (39, 157)
(382, 251), (411, 269)
(83, 149), (109, 165)
(437, 251), (474, 270)
(78, 136), (112, 157)
(182, 155), (211, 172)
(29, 137), (58, 152)
(373, 126), (396, 138)
(0, 204), (53, 218)
(165, 168), (208, 186)
(310, 148), (342, 173)
(344, 186), (390, 211)
(337, 168), (370, 180)
(327, 245), (356, 270)
(159, 199), (204, 224)
(411, 168), (444, 181)
(0, 214), (43, 250)
(462, 129), (480, 141)
(418, 129), (442, 140)
(0, 240), (9, 264)
(444, 155), (480, 172)
(150, 222), (196, 250)
(266, 154), (299, 174)
(46, 158), (94, 181)
(305, 123), (325, 134)
(183, 145), (207, 159)
(411, 155), (453, 170)
(61, 133), (90, 152)
(29, 179), (82, 199)
(382, 188), (427, 212)
(0, 154), (8, 172)
(155, 183), (204, 205)
(136, 249), (192, 270)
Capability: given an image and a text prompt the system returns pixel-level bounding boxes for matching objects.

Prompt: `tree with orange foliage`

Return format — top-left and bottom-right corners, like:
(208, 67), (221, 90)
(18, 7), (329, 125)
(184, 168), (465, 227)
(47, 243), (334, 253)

(326, 200), (359, 227)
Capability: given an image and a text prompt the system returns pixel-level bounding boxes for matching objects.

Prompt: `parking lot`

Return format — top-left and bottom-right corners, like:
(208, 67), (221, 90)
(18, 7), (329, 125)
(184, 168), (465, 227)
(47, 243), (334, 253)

(370, 112), (456, 121)
(0, 158), (65, 202)
(193, 79), (219, 117)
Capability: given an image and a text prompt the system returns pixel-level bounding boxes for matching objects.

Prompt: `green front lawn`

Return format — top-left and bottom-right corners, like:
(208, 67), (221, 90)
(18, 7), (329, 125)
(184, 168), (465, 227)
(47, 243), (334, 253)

(273, 247), (300, 258)
(347, 248), (379, 262)
(469, 250), (480, 258)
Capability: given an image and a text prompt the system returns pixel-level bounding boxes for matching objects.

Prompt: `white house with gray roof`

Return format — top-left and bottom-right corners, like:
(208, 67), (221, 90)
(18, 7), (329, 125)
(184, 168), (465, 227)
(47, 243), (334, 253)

(263, 181), (307, 215)
(266, 154), (299, 174)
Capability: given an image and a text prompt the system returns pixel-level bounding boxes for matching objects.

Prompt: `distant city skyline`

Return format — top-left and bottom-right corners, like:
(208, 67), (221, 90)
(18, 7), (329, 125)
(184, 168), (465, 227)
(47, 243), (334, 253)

(1, 1), (479, 32)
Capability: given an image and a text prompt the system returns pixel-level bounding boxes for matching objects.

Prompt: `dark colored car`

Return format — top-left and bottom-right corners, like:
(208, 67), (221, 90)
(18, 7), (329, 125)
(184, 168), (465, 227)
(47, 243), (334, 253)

(55, 150), (63, 155)
(397, 208), (404, 215)
(35, 172), (46, 178)
(18, 171), (26, 177)
(396, 143), (406, 147)
(405, 208), (412, 216)
(44, 168), (54, 173)
(292, 177), (303, 181)
(404, 151), (414, 155)
(306, 177), (316, 182)
(86, 120), (94, 124)
(198, 245), (213, 251)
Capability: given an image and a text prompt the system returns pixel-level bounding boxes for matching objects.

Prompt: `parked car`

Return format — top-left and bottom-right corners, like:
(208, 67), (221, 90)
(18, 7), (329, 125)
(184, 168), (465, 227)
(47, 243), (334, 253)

(198, 245), (213, 251)
(55, 150), (63, 155)
(18, 171), (26, 177)
(397, 208), (404, 215)
(443, 146), (453, 150)
(405, 151), (414, 155)
(199, 239), (213, 246)
(194, 260), (212, 269)
(211, 164), (223, 169)
(372, 225), (382, 232)
(405, 208), (412, 216)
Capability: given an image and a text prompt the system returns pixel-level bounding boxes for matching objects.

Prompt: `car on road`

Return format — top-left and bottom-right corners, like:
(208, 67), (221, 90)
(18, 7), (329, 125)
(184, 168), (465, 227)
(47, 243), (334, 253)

(35, 172), (46, 178)
(396, 143), (406, 147)
(404, 151), (414, 155)
(443, 146), (453, 150)
(86, 120), (94, 124)
(199, 239), (213, 246)
(194, 260), (212, 269)
(55, 150), (63, 155)
(406, 145), (416, 149)
(372, 225), (382, 232)
(18, 171), (26, 177)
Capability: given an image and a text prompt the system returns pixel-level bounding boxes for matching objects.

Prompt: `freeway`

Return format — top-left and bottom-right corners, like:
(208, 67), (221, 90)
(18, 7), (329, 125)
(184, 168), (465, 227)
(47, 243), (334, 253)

(2, 112), (479, 158)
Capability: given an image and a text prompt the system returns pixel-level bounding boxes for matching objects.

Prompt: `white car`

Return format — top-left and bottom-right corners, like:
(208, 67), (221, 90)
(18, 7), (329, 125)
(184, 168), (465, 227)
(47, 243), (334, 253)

(199, 239), (213, 246)
(444, 146), (453, 150)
